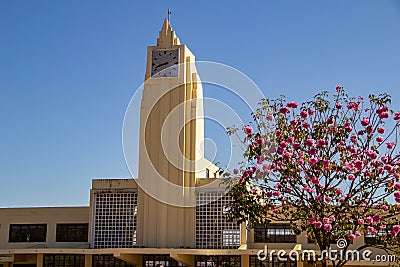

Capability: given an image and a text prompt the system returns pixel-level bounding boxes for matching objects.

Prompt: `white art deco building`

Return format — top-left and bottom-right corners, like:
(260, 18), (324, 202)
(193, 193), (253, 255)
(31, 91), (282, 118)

(0, 19), (390, 267)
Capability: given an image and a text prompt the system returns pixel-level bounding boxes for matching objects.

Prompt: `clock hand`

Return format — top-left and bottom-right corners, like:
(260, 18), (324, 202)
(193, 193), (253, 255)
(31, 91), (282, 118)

(155, 62), (169, 69)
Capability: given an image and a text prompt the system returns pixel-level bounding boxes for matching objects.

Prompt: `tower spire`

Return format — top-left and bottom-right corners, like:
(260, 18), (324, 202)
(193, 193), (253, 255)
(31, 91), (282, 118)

(157, 17), (180, 48)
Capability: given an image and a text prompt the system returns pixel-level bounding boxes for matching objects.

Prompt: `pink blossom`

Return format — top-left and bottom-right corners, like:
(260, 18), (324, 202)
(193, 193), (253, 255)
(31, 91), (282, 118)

(382, 205), (389, 211)
(309, 157), (319, 166)
(284, 137), (293, 145)
(244, 126), (253, 136)
(386, 142), (395, 149)
(317, 139), (328, 147)
(280, 106), (291, 114)
(266, 114), (274, 121)
(325, 197), (332, 202)
(376, 136), (384, 142)
(256, 138), (265, 145)
(354, 160), (364, 170)
(309, 218), (316, 224)
(257, 156), (265, 164)
(365, 217), (373, 224)
(303, 122), (310, 128)
(279, 141), (288, 148)
(361, 117), (369, 126)
(347, 234), (356, 241)
(322, 160), (330, 168)
(373, 215), (381, 223)
(379, 112), (389, 119)
(358, 219), (364, 225)
(308, 109), (315, 115)
(345, 162), (354, 171)
(336, 103), (343, 109)
(273, 209), (279, 214)
(380, 225), (386, 230)
(266, 192), (273, 198)
(303, 187), (314, 193)
(377, 106), (389, 114)
(283, 151), (292, 159)
(287, 102), (299, 108)
(367, 226), (377, 235)
(233, 169), (239, 175)
(293, 142), (300, 149)
(305, 138), (315, 147)
(344, 122), (352, 132)
(329, 215), (336, 222)
(327, 117), (334, 124)
(395, 183), (400, 190)
(315, 195), (323, 201)
(355, 231), (361, 237)
(394, 191), (400, 198)
(273, 191), (281, 197)
(378, 127), (385, 134)
(300, 110), (308, 118)
(336, 85), (343, 91)
(324, 224), (332, 232)
(338, 197), (345, 203)
(309, 148), (317, 155)
(322, 218), (330, 224)
(311, 177), (319, 185)
(365, 150), (378, 159)
(315, 221), (323, 228)
(394, 112), (400, 120)
(393, 225), (400, 233)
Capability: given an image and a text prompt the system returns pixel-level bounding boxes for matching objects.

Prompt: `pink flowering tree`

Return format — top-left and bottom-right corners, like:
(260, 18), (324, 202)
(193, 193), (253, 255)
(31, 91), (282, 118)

(226, 88), (400, 267)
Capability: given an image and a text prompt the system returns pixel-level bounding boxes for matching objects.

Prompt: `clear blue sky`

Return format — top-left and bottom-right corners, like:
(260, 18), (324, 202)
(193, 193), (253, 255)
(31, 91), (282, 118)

(1, 1), (399, 207)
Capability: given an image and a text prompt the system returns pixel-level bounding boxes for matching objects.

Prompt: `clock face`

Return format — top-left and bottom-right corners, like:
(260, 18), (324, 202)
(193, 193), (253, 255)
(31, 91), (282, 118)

(151, 49), (179, 78)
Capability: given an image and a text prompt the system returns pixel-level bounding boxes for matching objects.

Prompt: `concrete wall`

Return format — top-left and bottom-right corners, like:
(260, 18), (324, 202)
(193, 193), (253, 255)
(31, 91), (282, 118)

(0, 207), (89, 250)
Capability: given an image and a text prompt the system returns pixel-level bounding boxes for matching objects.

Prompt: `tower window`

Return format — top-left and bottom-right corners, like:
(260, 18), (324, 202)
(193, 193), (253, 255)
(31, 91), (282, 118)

(206, 169), (210, 178)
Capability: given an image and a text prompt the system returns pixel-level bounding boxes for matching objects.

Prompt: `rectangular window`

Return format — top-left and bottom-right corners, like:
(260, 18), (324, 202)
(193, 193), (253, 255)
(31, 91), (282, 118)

(56, 223), (88, 242)
(9, 224), (47, 243)
(254, 223), (296, 243)
(93, 254), (135, 267)
(206, 169), (210, 178)
(44, 254), (85, 267)
(365, 228), (387, 245)
(143, 255), (186, 267)
(195, 255), (240, 267)
(250, 255), (296, 267)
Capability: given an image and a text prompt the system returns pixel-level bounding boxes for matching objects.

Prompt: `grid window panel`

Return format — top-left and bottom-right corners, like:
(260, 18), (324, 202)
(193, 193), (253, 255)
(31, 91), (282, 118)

(44, 254), (85, 267)
(195, 191), (240, 249)
(92, 190), (137, 248)
(9, 224), (47, 243)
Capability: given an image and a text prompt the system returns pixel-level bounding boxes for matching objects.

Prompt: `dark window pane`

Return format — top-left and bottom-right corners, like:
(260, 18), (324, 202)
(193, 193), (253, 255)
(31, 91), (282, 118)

(9, 224), (47, 243)
(56, 223), (88, 242)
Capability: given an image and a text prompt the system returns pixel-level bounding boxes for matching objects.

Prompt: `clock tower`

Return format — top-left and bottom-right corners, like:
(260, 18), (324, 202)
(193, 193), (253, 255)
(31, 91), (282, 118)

(136, 19), (215, 248)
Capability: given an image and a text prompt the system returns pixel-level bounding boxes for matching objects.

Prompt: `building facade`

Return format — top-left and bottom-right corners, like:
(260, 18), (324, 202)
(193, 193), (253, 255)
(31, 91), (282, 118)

(0, 19), (393, 267)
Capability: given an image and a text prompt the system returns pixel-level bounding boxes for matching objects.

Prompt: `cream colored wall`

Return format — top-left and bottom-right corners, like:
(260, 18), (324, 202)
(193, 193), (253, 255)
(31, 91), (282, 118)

(0, 207), (89, 250)
(137, 20), (208, 249)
